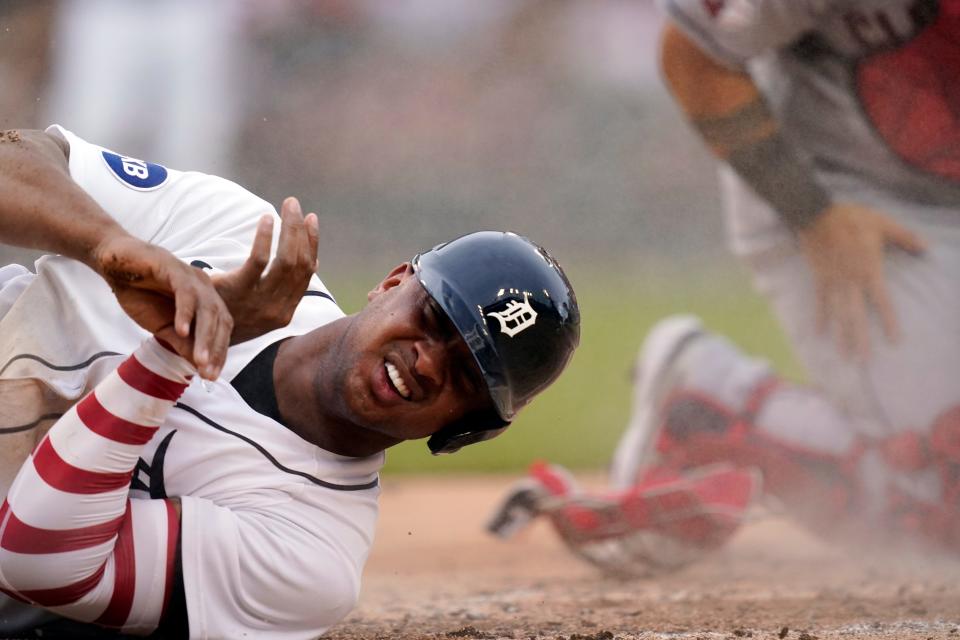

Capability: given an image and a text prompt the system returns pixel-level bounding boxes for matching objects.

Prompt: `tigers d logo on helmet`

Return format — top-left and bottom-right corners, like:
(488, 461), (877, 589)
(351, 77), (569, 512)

(487, 292), (538, 337)
(411, 231), (580, 454)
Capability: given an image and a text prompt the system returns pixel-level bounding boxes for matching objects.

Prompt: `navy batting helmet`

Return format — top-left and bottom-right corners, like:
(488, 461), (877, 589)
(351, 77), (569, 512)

(412, 231), (580, 454)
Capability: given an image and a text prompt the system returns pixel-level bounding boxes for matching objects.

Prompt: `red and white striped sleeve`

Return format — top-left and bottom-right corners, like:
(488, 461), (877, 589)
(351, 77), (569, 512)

(0, 337), (194, 635)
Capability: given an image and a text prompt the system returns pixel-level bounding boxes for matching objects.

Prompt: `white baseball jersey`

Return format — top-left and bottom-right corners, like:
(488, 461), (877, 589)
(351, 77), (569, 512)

(0, 127), (383, 638)
(662, 0), (960, 255)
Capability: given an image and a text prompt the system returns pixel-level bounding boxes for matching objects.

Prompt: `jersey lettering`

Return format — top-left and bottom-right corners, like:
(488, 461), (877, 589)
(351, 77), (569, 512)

(122, 158), (150, 180)
(101, 150), (169, 190)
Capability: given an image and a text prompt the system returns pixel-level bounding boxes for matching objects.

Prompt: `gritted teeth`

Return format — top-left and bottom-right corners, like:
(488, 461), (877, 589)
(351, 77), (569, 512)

(385, 361), (410, 399)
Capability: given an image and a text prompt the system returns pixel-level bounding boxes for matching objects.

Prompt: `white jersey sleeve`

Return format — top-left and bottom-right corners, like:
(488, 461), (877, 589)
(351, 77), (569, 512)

(48, 124), (276, 264)
(660, 0), (829, 67)
(0, 126), (335, 396)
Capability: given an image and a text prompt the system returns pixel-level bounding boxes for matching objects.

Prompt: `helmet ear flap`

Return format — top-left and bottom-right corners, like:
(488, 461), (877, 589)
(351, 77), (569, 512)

(427, 411), (509, 455)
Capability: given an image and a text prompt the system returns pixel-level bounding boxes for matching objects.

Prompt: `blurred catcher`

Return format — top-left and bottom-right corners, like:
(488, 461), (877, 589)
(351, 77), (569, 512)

(488, 0), (960, 574)
(0, 127), (579, 637)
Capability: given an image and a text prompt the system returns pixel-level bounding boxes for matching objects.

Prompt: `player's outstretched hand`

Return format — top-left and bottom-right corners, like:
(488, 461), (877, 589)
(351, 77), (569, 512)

(211, 196), (320, 345)
(94, 234), (233, 381)
(797, 203), (926, 362)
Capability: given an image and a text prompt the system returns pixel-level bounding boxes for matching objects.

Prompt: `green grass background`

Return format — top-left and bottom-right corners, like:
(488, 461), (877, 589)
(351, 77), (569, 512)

(330, 265), (804, 475)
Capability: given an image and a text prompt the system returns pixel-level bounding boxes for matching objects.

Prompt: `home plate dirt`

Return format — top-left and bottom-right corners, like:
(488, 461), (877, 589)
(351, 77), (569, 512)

(327, 474), (960, 640)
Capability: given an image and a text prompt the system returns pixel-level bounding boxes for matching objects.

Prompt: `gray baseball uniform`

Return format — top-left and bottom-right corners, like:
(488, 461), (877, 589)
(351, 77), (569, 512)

(664, 0), (960, 441)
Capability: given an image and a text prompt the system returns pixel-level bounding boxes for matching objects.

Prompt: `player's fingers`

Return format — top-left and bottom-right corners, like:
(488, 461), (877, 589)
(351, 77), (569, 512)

(190, 296), (229, 379)
(291, 211), (317, 283)
(291, 201), (316, 276)
(868, 271), (899, 344)
(173, 287), (198, 338)
(839, 284), (870, 363)
(269, 199), (314, 289)
(813, 276), (831, 337)
(278, 197), (305, 263)
(883, 220), (927, 256)
(288, 200), (315, 276)
(293, 211), (313, 272)
(305, 212), (319, 272)
(236, 215), (274, 289)
(207, 311), (233, 380)
(262, 197), (306, 285)
(191, 309), (213, 376)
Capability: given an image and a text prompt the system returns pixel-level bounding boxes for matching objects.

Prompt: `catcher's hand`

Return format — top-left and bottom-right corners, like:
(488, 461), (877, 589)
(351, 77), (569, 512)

(798, 203), (925, 362)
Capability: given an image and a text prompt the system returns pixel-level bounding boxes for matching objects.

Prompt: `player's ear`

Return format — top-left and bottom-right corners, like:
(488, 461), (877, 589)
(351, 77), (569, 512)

(368, 262), (414, 301)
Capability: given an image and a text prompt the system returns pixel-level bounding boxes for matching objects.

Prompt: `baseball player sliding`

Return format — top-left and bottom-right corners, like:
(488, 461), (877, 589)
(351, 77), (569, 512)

(489, 0), (960, 574)
(0, 126), (580, 638)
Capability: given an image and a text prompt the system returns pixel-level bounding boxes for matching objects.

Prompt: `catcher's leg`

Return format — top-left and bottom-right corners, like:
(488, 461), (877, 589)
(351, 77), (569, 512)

(611, 315), (866, 521)
(745, 233), (960, 548)
(611, 314), (960, 551)
(881, 406), (960, 550)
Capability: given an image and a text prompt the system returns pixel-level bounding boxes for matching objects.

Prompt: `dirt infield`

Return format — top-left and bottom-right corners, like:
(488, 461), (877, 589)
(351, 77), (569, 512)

(328, 474), (960, 640)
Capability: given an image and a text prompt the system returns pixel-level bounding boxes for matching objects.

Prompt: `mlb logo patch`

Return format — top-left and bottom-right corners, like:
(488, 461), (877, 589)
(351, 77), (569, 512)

(101, 150), (168, 190)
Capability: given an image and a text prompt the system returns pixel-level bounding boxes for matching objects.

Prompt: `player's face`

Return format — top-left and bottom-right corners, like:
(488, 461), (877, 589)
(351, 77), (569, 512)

(336, 264), (490, 442)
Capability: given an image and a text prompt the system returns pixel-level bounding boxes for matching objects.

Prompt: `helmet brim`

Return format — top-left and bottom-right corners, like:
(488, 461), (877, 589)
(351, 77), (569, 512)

(413, 255), (514, 421)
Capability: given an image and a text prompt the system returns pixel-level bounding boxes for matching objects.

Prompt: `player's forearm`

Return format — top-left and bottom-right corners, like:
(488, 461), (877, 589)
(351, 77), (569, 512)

(659, 23), (830, 230)
(0, 338), (191, 629)
(0, 129), (130, 270)
(660, 22), (775, 154)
